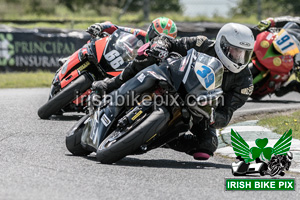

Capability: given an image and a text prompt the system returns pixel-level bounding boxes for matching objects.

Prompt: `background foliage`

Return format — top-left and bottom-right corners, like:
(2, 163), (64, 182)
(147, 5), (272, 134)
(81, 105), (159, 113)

(0, 0), (182, 17)
(231, 0), (300, 19)
(0, 0), (300, 29)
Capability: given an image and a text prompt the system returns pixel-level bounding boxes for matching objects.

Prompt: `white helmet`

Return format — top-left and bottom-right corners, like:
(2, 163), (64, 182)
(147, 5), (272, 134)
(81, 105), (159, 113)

(214, 23), (254, 73)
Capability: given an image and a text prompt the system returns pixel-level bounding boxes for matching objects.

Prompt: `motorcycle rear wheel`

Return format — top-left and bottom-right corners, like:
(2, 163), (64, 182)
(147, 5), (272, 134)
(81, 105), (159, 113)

(37, 73), (93, 119)
(96, 106), (170, 164)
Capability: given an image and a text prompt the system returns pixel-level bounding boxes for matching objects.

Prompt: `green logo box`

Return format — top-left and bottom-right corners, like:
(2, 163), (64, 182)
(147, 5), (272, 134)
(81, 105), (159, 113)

(226, 178), (295, 191)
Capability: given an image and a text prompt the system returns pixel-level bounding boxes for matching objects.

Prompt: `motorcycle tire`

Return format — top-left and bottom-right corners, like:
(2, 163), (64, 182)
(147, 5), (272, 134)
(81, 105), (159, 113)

(66, 115), (92, 156)
(38, 73), (93, 119)
(96, 106), (170, 164)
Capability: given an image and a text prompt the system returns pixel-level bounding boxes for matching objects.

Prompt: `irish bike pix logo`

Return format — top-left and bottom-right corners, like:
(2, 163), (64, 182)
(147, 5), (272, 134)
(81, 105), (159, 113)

(231, 129), (293, 177)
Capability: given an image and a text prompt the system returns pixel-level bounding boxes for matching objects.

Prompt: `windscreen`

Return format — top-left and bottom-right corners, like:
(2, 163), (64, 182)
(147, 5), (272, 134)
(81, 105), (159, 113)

(104, 30), (144, 69)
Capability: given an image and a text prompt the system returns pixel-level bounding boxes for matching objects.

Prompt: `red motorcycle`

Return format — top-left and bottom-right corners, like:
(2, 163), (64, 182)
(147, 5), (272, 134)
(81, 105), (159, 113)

(38, 29), (144, 119)
(250, 22), (300, 100)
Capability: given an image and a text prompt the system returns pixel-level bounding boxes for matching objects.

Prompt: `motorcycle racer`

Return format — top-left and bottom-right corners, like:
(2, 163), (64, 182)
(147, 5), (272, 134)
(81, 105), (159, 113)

(251, 16), (300, 97)
(59, 17), (177, 65)
(91, 17), (178, 94)
(92, 23), (255, 161)
(252, 16), (300, 37)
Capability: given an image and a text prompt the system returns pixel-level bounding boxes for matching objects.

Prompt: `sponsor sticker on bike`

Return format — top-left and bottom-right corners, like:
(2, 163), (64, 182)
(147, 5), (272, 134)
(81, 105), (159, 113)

(101, 114), (111, 127)
(77, 61), (90, 72)
(131, 110), (143, 121)
(137, 73), (146, 83)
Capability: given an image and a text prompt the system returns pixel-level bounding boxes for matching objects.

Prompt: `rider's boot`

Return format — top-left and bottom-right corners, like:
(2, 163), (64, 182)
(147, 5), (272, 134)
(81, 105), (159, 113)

(166, 128), (218, 161)
(192, 128), (218, 160)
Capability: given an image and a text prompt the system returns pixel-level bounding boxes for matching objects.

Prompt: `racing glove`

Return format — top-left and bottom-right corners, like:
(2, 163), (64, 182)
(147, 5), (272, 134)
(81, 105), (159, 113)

(256, 18), (275, 32)
(146, 36), (170, 61)
(92, 76), (123, 97)
(92, 78), (109, 97)
(86, 23), (103, 38)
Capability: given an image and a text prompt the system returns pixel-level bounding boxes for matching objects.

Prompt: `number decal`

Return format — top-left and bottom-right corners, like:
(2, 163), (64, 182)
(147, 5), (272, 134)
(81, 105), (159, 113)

(276, 34), (290, 45)
(276, 34), (295, 51)
(196, 65), (215, 88)
(110, 56), (124, 68)
(281, 42), (294, 51)
(104, 50), (120, 61)
(274, 29), (300, 56)
(205, 73), (215, 88)
(196, 65), (211, 78)
(104, 50), (124, 69)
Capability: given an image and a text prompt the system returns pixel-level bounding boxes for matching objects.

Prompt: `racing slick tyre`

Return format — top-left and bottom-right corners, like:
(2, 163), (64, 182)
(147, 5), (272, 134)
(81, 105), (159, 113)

(66, 115), (92, 156)
(38, 73), (93, 119)
(96, 106), (170, 164)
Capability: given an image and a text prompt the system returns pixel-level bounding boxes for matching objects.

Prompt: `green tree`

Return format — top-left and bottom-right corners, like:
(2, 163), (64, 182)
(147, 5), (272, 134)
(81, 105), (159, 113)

(58, 0), (94, 12)
(231, 0), (300, 19)
(59, 0), (182, 14)
(26, 0), (58, 15)
(127, 0), (182, 12)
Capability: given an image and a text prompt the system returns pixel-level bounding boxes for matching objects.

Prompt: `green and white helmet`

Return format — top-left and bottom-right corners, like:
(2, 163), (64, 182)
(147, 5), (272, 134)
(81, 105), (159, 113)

(145, 17), (177, 42)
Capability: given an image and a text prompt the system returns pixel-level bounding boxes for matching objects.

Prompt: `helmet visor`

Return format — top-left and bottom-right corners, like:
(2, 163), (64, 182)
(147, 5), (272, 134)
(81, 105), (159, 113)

(220, 36), (253, 65)
(146, 24), (159, 42)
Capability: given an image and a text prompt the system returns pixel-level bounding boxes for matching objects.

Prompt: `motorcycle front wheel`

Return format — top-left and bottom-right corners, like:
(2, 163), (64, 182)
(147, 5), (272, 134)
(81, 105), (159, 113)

(37, 73), (93, 119)
(96, 106), (170, 164)
(65, 115), (92, 156)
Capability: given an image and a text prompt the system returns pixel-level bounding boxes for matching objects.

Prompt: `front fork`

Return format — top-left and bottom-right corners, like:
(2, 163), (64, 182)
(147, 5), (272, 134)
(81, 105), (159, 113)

(49, 72), (61, 99)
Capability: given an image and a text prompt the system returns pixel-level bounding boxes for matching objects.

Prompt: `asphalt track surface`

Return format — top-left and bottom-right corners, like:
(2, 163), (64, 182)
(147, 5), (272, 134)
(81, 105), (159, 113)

(1, 88), (300, 200)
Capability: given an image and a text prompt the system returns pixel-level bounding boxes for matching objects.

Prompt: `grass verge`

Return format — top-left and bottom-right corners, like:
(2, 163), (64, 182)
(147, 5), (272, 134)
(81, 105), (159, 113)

(0, 71), (54, 88)
(257, 110), (300, 139)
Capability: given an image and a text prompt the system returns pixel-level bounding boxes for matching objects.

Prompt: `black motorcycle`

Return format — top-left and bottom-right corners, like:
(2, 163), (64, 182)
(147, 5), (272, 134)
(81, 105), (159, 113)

(66, 49), (224, 164)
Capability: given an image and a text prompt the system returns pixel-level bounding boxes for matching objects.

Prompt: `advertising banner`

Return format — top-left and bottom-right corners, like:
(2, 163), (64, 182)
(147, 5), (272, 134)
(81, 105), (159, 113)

(0, 25), (90, 72)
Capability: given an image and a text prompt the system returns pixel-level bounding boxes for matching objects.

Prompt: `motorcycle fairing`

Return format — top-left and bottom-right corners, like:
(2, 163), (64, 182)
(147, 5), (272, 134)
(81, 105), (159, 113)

(177, 50), (223, 95)
(57, 45), (94, 86)
(102, 30), (143, 72)
(168, 50), (224, 119)
(81, 100), (120, 150)
(274, 27), (300, 56)
(254, 31), (294, 74)
(95, 37), (109, 63)
(60, 69), (79, 89)
(107, 71), (122, 77)
(57, 35), (109, 84)
(82, 65), (169, 150)
(58, 49), (81, 81)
